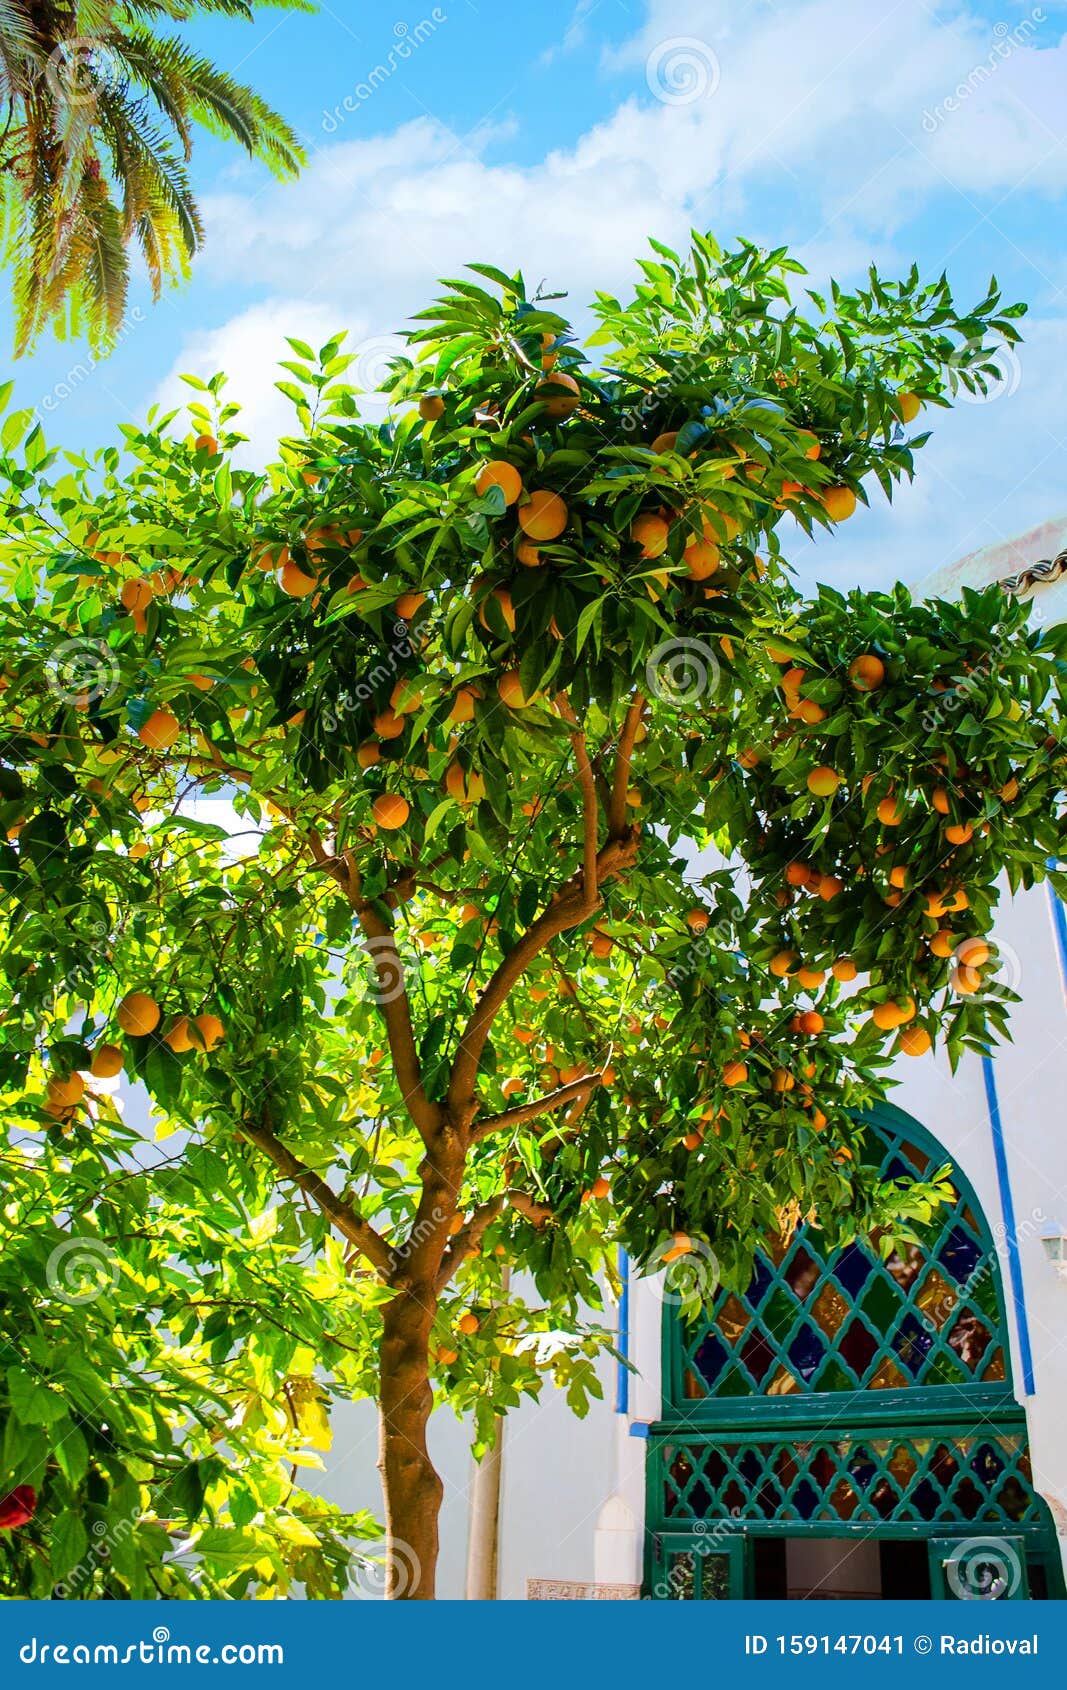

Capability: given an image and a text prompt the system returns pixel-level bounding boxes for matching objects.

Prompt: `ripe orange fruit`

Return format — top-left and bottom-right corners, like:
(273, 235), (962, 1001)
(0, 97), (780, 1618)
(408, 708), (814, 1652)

(631, 513), (670, 558)
(163, 1016), (196, 1053)
(517, 490), (568, 540)
(395, 591), (427, 621)
(794, 699), (826, 725)
(279, 559), (318, 598)
(770, 950), (798, 977)
(590, 932), (614, 959)
(897, 391), (922, 423)
(477, 586), (516, 634)
(889, 865), (907, 889)
(449, 688), (477, 723)
(357, 741), (381, 769)
(457, 1312), (480, 1336)
(945, 822), (973, 845)
(683, 540), (720, 580)
(372, 710), (405, 741)
(771, 1067), (796, 1093)
(591, 1175), (611, 1200)
(651, 431), (679, 454)
(475, 459), (523, 506)
(811, 1108), (828, 1131)
(117, 992), (160, 1037)
(194, 433), (218, 454)
(373, 794), (410, 831)
(848, 654), (885, 691)
(818, 875), (844, 901)
(90, 1043), (124, 1079)
(898, 1025), (932, 1057)
(831, 958), (857, 983)
(138, 709), (180, 752)
(929, 930), (955, 958)
(47, 1072), (85, 1108)
(951, 964), (982, 995)
(446, 762), (486, 805)
(497, 670), (530, 708)
(957, 938), (990, 969)
(120, 578), (154, 613)
(877, 796), (902, 826)
(682, 1129), (702, 1151)
(822, 485), (857, 522)
(807, 766), (841, 798)
(192, 1014), (224, 1052)
(796, 967), (826, 990)
(390, 679), (423, 715)
(501, 1077), (525, 1098)
(419, 394), (445, 422)
(517, 540), (542, 567)
(999, 776), (1019, 802)
(435, 1346), (459, 1365)
(722, 1060), (748, 1087)
(685, 907), (709, 933)
(797, 429), (821, 460)
(795, 1011), (824, 1036)
(535, 372), (581, 417)
(785, 861), (813, 887)
(932, 788), (950, 815)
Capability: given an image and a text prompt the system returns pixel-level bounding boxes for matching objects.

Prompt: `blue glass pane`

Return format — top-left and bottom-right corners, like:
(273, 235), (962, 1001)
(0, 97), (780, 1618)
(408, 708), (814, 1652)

(745, 1253), (774, 1305)
(792, 1479), (819, 1520)
(893, 1313), (934, 1376)
(787, 1323), (825, 1382)
(692, 1332), (729, 1388)
(835, 1243), (873, 1297)
(939, 1224), (983, 1285)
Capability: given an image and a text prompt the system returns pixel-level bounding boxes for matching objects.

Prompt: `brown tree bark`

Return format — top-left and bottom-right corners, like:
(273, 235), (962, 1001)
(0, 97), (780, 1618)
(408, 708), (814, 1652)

(378, 1286), (443, 1600)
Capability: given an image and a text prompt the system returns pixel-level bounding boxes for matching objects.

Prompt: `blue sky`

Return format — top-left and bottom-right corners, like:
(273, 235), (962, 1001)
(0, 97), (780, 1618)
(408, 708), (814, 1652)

(6, 0), (1067, 591)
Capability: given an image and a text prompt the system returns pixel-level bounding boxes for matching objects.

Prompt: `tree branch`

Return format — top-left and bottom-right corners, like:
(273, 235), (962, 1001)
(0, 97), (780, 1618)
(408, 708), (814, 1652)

(239, 1117), (394, 1278)
(471, 1074), (603, 1143)
(608, 693), (646, 837)
(436, 1188), (554, 1290)
(446, 827), (641, 1120)
(556, 694), (599, 903)
(305, 836), (440, 1143)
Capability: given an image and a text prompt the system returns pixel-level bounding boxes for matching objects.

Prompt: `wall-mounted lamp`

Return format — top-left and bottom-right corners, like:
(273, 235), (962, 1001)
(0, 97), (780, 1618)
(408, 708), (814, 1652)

(1040, 1230), (1067, 1279)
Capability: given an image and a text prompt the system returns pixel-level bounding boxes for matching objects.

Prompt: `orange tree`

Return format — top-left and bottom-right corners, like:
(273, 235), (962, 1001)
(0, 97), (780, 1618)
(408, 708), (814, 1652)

(1, 232), (1064, 1598)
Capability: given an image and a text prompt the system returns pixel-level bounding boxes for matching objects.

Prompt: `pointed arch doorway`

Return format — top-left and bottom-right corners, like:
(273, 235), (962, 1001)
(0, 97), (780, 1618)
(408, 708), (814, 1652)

(645, 1104), (1063, 1600)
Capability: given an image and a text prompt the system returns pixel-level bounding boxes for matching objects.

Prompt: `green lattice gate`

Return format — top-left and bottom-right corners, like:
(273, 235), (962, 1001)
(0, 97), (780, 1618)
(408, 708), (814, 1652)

(646, 1105), (1063, 1600)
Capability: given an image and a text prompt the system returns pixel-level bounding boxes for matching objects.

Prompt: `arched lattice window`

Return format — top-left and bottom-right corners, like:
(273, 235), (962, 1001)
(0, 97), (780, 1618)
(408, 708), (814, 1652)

(669, 1107), (1007, 1408)
(647, 1105), (1063, 1595)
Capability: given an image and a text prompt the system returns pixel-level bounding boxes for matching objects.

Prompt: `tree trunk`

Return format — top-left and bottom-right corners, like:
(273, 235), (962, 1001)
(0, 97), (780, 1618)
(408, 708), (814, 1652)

(378, 1286), (443, 1599)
